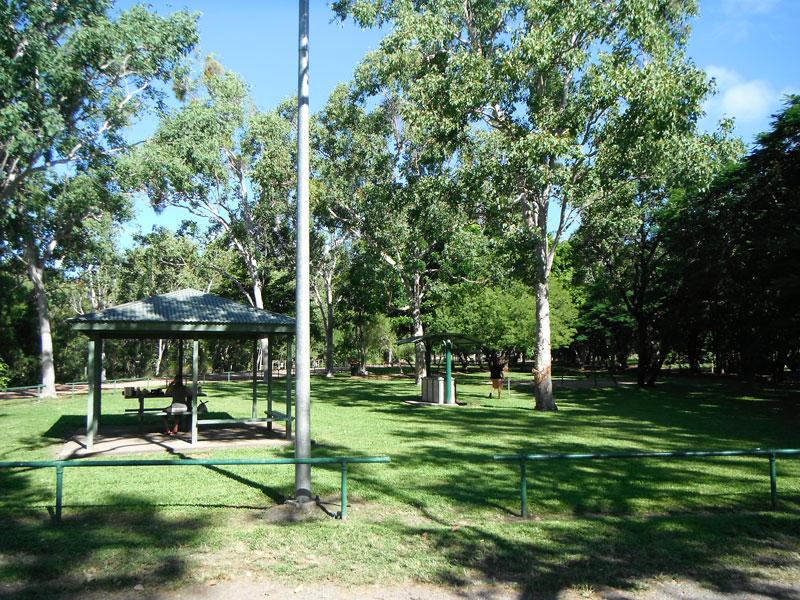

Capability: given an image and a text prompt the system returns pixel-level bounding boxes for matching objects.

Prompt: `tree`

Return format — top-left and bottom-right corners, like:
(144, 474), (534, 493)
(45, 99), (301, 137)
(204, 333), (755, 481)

(573, 124), (741, 385)
(0, 1), (198, 396)
(316, 85), (471, 384)
(124, 58), (295, 314)
(338, 243), (393, 373)
(310, 223), (348, 377)
(118, 227), (207, 376)
(124, 59), (297, 370)
(433, 278), (576, 364)
(335, 0), (712, 409)
(671, 96), (800, 380)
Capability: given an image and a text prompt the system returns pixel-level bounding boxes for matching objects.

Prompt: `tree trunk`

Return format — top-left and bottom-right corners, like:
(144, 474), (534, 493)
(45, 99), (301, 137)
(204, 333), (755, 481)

(250, 280), (272, 382)
(533, 279), (556, 410)
(155, 339), (165, 376)
(26, 253), (57, 398)
(635, 317), (663, 387)
(358, 315), (367, 372)
(411, 299), (425, 385)
(636, 323), (650, 387)
(324, 283), (335, 378)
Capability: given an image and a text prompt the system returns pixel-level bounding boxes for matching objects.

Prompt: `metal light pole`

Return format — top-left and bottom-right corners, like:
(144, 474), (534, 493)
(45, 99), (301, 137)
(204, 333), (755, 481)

(294, 0), (312, 502)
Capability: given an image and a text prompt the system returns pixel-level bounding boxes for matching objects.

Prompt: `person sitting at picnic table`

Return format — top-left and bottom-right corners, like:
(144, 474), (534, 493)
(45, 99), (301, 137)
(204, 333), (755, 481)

(488, 353), (506, 399)
(163, 374), (190, 435)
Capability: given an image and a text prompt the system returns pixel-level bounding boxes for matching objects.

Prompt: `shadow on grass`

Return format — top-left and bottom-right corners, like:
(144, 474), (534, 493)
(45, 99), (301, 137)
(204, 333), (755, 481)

(0, 495), (209, 599)
(393, 511), (800, 598)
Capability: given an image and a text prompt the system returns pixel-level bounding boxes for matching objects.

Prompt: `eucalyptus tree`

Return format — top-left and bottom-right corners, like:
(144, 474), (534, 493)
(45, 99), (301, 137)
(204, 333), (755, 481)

(125, 59), (295, 311)
(334, 0), (714, 409)
(118, 227), (207, 375)
(316, 85), (471, 384)
(0, 1), (198, 396)
(573, 122), (742, 386)
(123, 59), (296, 364)
(310, 222), (348, 377)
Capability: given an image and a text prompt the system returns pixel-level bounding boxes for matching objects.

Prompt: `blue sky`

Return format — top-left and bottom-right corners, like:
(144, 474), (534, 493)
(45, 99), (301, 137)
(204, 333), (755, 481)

(121, 0), (800, 243)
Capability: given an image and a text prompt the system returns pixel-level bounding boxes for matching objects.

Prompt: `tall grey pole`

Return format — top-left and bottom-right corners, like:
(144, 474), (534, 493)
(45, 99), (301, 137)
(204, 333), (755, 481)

(294, 0), (312, 502)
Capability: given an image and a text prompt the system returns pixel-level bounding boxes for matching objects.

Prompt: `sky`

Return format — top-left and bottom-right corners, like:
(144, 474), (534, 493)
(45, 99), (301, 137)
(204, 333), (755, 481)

(119, 0), (800, 244)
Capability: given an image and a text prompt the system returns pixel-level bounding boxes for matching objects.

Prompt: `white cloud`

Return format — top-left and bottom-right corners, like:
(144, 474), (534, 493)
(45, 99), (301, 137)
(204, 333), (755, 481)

(705, 65), (779, 123)
(706, 65), (740, 89)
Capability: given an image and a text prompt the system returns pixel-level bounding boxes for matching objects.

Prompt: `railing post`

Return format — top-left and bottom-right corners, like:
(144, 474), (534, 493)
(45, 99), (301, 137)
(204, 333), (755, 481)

(340, 461), (348, 520)
(770, 453), (778, 510)
(55, 465), (64, 524)
(520, 460), (528, 518)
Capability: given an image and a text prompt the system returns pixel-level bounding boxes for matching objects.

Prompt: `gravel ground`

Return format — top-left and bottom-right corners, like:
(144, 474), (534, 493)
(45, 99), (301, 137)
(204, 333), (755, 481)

(53, 576), (800, 600)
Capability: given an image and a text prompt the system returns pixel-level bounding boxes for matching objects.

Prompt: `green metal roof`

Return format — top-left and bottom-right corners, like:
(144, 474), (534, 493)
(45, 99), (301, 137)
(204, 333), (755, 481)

(397, 332), (484, 349)
(70, 289), (295, 338)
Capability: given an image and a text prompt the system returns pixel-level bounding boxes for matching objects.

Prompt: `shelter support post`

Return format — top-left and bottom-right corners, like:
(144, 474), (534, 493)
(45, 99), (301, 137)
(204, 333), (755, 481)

(286, 337), (292, 440)
(266, 336), (273, 432)
(444, 339), (453, 404)
(252, 339), (258, 419)
(178, 339), (184, 381)
(85, 339), (95, 449)
(191, 340), (198, 445)
(85, 336), (102, 450)
(95, 339), (103, 430)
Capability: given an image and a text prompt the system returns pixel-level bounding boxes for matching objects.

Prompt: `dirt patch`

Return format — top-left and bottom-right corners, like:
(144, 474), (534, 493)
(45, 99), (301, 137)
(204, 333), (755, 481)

(261, 499), (332, 523)
(51, 576), (800, 599)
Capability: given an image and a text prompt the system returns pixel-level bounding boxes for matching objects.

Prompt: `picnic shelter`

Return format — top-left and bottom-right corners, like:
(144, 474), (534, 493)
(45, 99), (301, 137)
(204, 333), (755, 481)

(70, 289), (296, 450)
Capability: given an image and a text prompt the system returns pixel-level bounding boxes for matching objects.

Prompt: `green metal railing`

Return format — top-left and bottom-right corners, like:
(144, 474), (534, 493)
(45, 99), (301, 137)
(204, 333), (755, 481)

(494, 448), (800, 518)
(0, 456), (390, 523)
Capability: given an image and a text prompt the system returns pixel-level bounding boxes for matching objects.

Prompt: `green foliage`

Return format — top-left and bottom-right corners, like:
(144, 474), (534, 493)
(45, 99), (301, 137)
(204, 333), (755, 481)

(122, 58), (295, 310)
(0, 265), (39, 385)
(0, 357), (8, 389)
(333, 0), (719, 405)
(0, 0), (198, 390)
(669, 96), (800, 379)
(0, 1), (199, 206)
(432, 278), (576, 357)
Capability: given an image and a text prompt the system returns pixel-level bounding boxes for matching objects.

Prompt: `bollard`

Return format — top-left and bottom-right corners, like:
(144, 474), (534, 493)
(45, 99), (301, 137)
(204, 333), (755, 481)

(770, 454), (778, 510)
(340, 462), (348, 519)
(520, 461), (528, 518)
(55, 466), (63, 524)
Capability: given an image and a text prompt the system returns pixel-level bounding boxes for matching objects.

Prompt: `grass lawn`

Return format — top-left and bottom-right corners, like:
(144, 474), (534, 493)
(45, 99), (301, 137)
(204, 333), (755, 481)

(1, 370), (799, 598)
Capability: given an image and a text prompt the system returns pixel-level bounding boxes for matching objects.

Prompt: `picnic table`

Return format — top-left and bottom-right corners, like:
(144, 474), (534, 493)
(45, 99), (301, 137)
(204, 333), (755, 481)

(122, 386), (206, 428)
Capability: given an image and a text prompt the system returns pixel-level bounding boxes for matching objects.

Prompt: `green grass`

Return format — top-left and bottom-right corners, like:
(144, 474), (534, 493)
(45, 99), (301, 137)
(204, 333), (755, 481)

(1, 370), (799, 598)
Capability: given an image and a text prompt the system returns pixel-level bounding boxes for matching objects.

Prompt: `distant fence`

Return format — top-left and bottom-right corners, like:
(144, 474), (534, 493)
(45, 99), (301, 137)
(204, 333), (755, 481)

(494, 448), (800, 517)
(0, 455), (391, 523)
(0, 366), (355, 399)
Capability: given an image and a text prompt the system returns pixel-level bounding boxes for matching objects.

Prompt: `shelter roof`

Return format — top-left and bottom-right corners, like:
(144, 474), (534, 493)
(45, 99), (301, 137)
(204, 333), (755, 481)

(397, 332), (484, 349)
(70, 289), (295, 339)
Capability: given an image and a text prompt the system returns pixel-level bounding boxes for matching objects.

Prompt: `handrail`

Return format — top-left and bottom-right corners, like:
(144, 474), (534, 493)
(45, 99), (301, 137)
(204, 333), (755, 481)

(494, 448), (800, 461)
(0, 456), (390, 523)
(493, 448), (800, 517)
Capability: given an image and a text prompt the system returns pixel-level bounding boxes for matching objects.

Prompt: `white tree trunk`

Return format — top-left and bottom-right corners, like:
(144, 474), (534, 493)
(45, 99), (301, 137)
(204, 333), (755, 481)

(411, 301), (425, 385)
(325, 296), (335, 377)
(533, 279), (557, 410)
(155, 339), (165, 376)
(27, 258), (57, 398)
(251, 279), (271, 380)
